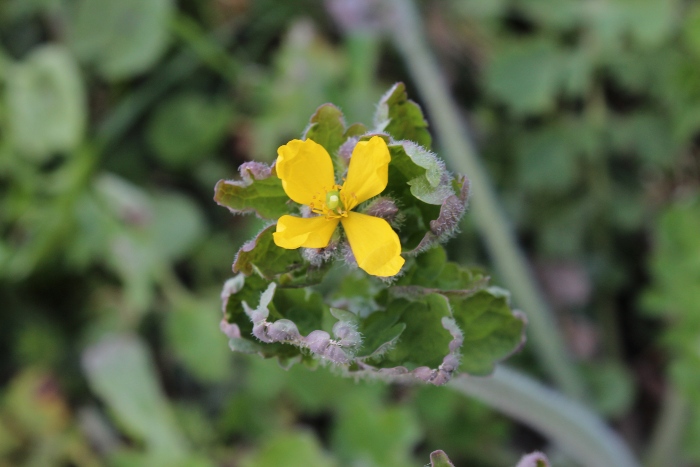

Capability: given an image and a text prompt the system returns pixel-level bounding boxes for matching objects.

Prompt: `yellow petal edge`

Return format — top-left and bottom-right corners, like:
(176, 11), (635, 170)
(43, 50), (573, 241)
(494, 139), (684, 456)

(341, 136), (391, 210)
(276, 139), (335, 206)
(273, 215), (340, 249)
(341, 212), (404, 277)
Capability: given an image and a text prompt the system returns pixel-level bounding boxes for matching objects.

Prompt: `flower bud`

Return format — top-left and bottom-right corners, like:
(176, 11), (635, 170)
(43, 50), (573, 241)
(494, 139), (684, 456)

(338, 136), (359, 163)
(363, 197), (399, 223)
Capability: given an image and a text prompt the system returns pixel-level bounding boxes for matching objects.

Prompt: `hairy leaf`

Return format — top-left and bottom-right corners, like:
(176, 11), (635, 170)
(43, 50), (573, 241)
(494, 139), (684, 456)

(214, 163), (291, 219)
(374, 82), (432, 148)
(304, 103), (346, 162)
(234, 225), (304, 279)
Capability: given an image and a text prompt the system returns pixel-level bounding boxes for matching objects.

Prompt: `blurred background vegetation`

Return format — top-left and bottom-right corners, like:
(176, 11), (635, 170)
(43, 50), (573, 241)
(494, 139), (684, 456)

(1, 0), (699, 466)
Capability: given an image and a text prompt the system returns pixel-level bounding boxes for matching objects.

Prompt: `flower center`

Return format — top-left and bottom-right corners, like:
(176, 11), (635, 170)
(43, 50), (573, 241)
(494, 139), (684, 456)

(325, 190), (341, 210)
(309, 185), (350, 219)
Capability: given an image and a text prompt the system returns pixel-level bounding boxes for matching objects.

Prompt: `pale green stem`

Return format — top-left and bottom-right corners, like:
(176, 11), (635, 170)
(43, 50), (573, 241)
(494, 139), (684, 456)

(450, 367), (640, 467)
(382, 0), (586, 400)
(645, 386), (689, 467)
(170, 14), (240, 84)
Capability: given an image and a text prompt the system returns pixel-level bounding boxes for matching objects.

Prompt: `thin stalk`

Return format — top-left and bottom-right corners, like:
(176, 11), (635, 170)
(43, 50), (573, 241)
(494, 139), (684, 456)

(383, 0), (585, 400)
(645, 386), (689, 467)
(170, 14), (240, 84)
(95, 52), (198, 149)
(97, 17), (239, 149)
(450, 367), (640, 467)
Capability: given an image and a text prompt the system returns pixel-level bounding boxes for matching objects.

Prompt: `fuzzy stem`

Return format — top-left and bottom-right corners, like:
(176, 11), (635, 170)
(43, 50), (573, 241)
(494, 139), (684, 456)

(382, 0), (586, 400)
(450, 368), (640, 467)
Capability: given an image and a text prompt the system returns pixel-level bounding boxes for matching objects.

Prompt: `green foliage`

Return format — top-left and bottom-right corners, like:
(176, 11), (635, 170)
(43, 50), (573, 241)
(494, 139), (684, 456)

(233, 225), (305, 278)
(333, 393), (420, 467)
(375, 82), (432, 148)
(429, 451), (455, 467)
(147, 93), (233, 169)
(2, 0), (699, 465)
(644, 196), (700, 459)
(214, 166), (291, 219)
(165, 302), (231, 383)
(241, 432), (338, 467)
(82, 335), (190, 463)
(217, 87), (525, 384)
(304, 104), (347, 164)
(6, 45), (85, 159)
(68, 0), (174, 79)
(485, 39), (567, 115)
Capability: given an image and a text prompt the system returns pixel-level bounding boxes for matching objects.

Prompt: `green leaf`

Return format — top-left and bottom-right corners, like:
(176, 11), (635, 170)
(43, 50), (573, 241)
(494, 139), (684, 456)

(356, 310), (406, 359)
(382, 143), (452, 251)
(388, 142), (453, 205)
(451, 290), (526, 375)
(6, 45), (86, 160)
(222, 274), (270, 342)
(618, 0), (676, 47)
(580, 362), (634, 417)
(516, 0), (581, 29)
(69, 0), (173, 79)
(331, 392), (420, 467)
(383, 294), (454, 370)
(644, 195), (700, 442)
(166, 302), (231, 383)
(82, 335), (189, 462)
(221, 276), (351, 364)
(429, 450), (455, 467)
(398, 246), (487, 293)
(214, 163), (291, 219)
(610, 113), (676, 168)
(683, 4), (700, 58)
(515, 124), (578, 193)
(147, 93), (233, 169)
(304, 104), (346, 160)
(344, 122), (367, 138)
(486, 40), (565, 115)
(233, 225), (304, 279)
(220, 247), (523, 382)
(269, 287), (327, 336)
(241, 432), (338, 467)
(148, 192), (207, 261)
(374, 82), (432, 148)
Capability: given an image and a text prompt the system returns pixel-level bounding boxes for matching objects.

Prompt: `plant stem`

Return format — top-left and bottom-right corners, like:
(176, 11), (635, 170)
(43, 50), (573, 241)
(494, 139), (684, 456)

(645, 386), (689, 467)
(170, 14), (240, 84)
(96, 17), (239, 149)
(383, 0), (586, 400)
(450, 367), (640, 467)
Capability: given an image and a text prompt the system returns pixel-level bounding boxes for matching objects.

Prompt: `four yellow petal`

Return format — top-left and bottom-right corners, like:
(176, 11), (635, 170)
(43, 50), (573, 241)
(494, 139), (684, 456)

(273, 215), (340, 249)
(276, 139), (335, 206)
(340, 136), (391, 210)
(274, 136), (404, 277)
(341, 211), (405, 277)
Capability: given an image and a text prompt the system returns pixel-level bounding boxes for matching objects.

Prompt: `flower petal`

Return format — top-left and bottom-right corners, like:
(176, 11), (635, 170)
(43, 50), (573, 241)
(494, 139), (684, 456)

(340, 136), (390, 209)
(273, 215), (340, 249)
(276, 139), (336, 206)
(341, 211), (404, 277)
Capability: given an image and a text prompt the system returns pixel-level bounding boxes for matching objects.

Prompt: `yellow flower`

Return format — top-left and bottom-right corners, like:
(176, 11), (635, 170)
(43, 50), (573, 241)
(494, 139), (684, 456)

(273, 136), (405, 277)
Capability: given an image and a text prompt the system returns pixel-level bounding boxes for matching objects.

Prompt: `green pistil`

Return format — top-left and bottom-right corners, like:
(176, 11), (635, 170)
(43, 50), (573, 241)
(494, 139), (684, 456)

(325, 190), (344, 213)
